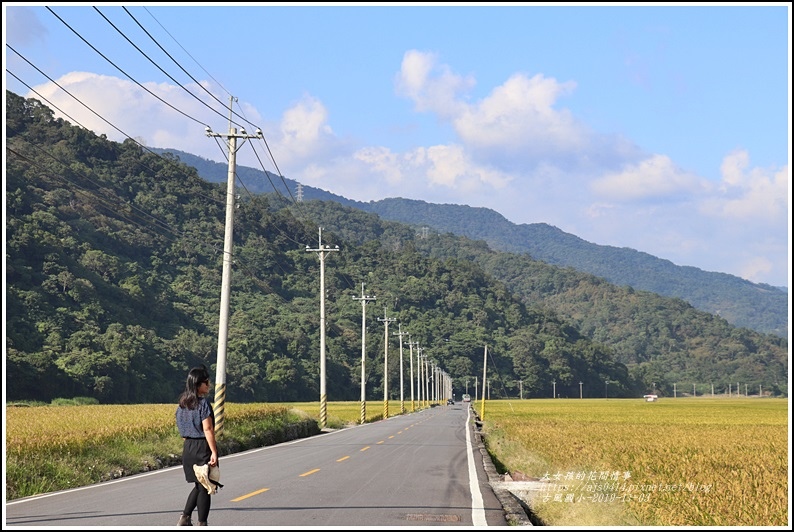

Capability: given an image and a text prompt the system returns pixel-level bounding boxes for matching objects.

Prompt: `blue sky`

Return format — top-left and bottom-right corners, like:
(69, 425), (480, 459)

(4, 3), (791, 288)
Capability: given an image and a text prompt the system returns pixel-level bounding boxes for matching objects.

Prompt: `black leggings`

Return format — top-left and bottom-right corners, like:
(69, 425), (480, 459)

(183, 482), (211, 523)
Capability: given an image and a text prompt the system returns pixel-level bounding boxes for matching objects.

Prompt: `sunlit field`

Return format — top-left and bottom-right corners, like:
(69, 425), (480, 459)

(473, 398), (789, 526)
(5, 403), (292, 454)
(5, 402), (298, 500)
(6, 398), (789, 526)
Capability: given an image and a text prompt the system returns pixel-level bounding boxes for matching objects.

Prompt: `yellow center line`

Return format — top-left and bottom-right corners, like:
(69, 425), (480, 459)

(337, 456), (350, 462)
(360, 446), (370, 451)
(231, 488), (269, 502)
(388, 435), (394, 439)
(300, 468), (321, 477)
(376, 440), (385, 444)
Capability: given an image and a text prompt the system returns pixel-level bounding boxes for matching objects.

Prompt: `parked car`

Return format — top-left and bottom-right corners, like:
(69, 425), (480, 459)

(446, 398), (454, 405)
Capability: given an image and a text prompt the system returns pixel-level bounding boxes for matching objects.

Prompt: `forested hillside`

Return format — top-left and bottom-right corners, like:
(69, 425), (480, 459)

(162, 148), (787, 338)
(5, 92), (788, 405)
(273, 199), (789, 398)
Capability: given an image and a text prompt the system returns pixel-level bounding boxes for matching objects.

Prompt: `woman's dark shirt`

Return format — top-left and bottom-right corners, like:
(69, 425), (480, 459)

(176, 396), (213, 438)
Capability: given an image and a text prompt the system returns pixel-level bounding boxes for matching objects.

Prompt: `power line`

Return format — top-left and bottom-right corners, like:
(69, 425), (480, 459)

(142, 6), (232, 98)
(94, 6), (247, 130)
(10, 8), (341, 300)
(45, 6), (208, 128)
(5, 61), (223, 209)
(123, 6), (236, 123)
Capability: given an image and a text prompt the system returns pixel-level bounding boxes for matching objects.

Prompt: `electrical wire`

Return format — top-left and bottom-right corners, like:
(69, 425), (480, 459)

(15, 7), (365, 302)
(94, 6), (235, 128)
(45, 6), (208, 128)
(5, 59), (224, 209)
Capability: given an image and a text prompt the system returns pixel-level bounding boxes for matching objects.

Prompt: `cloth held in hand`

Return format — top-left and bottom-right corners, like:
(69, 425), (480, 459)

(193, 464), (223, 495)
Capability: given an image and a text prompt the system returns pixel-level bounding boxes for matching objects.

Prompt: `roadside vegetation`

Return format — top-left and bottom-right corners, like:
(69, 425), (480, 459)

(5, 401), (319, 501)
(5, 397), (788, 526)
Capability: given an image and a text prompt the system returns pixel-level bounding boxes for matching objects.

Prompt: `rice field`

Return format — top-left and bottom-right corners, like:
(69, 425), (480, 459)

(474, 398), (789, 526)
(5, 397), (789, 526)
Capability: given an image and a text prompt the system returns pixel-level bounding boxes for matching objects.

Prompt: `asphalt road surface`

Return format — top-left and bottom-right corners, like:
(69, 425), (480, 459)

(6, 403), (513, 527)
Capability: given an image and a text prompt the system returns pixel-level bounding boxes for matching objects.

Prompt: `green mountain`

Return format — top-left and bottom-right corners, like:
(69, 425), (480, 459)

(157, 148), (787, 338)
(6, 92), (788, 406)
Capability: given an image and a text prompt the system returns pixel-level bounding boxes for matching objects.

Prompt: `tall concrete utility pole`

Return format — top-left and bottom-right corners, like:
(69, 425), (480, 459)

(392, 324), (408, 414)
(416, 347), (424, 407)
(480, 345), (487, 420)
(408, 339), (416, 412)
(378, 310), (396, 419)
(352, 283), (375, 424)
(305, 227), (339, 429)
(205, 96), (262, 438)
(423, 355), (430, 407)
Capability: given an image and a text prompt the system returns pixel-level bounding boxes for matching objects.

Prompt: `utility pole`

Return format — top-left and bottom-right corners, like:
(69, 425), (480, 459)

(305, 227), (339, 429)
(423, 354), (430, 408)
(579, 381), (583, 399)
(480, 345), (487, 420)
(352, 283), (375, 425)
(552, 380), (556, 399)
(416, 347), (423, 407)
(434, 361), (440, 403)
(378, 309), (396, 419)
(205, 97), (262, 438)
(408, 338), (416, 412)
(393, 324), (408, 414)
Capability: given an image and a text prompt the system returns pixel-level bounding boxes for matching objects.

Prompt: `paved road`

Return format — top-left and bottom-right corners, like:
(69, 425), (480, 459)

(6, 404), (513, 527)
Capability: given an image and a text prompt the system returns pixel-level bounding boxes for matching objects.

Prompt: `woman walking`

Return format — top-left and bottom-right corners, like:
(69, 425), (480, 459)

(176, 365), (219, 526)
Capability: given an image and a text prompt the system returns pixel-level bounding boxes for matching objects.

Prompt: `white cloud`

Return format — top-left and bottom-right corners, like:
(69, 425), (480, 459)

(353, 146), (403, 186)
(591, 154), (703, 202)
(700, 150), (789, 225)
(30, 72), (227, 158)
(275, 94), (335, 162)
(455, 73), (581, 152)
(394, 50), (642, 175)
(395, 49), (472, 118)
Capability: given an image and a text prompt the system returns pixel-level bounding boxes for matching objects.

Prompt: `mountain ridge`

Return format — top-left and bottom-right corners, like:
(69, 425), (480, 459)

(156, 147), (787, 338)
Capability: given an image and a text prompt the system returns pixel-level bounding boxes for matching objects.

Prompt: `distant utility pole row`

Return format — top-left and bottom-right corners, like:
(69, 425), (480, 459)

(206, 97), (474, 435)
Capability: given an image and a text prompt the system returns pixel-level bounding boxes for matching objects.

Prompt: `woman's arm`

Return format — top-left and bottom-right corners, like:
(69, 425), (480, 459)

(202, 416), (219, 466)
